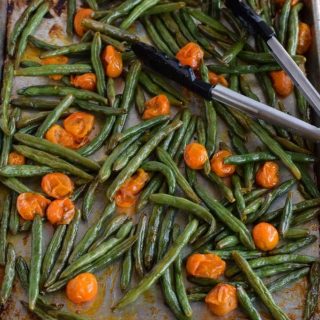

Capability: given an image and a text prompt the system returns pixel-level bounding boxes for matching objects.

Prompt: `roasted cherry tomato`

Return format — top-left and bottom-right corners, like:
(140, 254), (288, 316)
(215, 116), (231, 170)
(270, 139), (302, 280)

(46, 198), (75, 225)
(210, 150), (236, 177)
(8, 152), (25, 165)
(17, 192), (51, 221)
(184, 143), (208, 170)
(41, 55), (69, 81)
(142, 94), (170, 120)
(253, 222), (279, 251)
(297, 22), (312, 55)
(186, 253), (226, 279)
(269, 70), (293, 97)
(63, 112), (95, 141)
(71, 73), (97, 91)
(208, 72), (229, 87)
(74, 8), (93, 37)
(66, 272), (98, 304)
(256, 161), (279, 189)
(115, 169), (149, 208)
(274, 0), (299, 7)
(205, 283), (238, 316)
(176, 42), (204, 69)
(102, 45), (123, 78)
(41, 173), (74, 199)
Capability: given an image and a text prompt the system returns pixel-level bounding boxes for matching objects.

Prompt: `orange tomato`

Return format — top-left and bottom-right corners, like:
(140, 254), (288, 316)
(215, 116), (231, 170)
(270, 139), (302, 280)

(205, 284), (238, 316)
(297, 22), (312, 55)
(45, 124), (87, 149)
(115, 169), (149, 208)
(41, 173), (74, 199)
(176, 42), (204, 69)
(41, 55), (69, 81)
(74, 8), (94, 37)
(208, 72), (229, 87)
(274, 0), (299, 7)
(186, 253), (226, 279)
(256, 161), (279, 189)
(17, 193), (51, 221)
(63, 112), (95, 141)
(142, 94), (170, 120)
(184, 143), (208, 170)
(66, 272), (98, 304)
(102, 45), (123, 78)
(46, 198), (75, 225)
(71, 73), (97, 91)
(253, 222), (279, 251)
(8, 152), (25, 165)
(210, 150), (236, 177)
(269, 70), (293, 97)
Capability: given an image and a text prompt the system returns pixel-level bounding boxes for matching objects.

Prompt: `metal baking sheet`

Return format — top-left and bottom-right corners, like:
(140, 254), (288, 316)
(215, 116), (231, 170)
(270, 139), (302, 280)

(1, 1), (320, 319)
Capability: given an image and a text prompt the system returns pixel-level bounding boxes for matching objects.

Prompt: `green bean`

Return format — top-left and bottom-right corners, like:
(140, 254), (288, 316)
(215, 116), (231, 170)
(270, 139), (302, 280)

(0, 243), (16, 306)
(69, 202), (115, 263)
(295, 88), (309, 123)
(100, 34), (127, 53)
(226, 254), (316, 278)
(120, 0), (160, 30)
(113, 219), (198, 309)
(156, 147), (200, 203)
(205, 172), (235, 203)
(82, 179), (100, 221)
(7, 0), (44, 56)
(208, 63), (283, 74)
(237, 285), (262, 320)
(198, 24), (231, 44)
(287, 3), (303, 56)
(284, 228), (310, 239)
(222, 35), (248, 64)
(85, 0), (98, 10)
(278, 0), (291, 45)
(21, 301), (57, 320)
(0, 176), (33, 194)
(16, 256), (30, 292)
(90, 214), (128, 252)
(8, 192), (19, 236)
(40, 43), (91, 59)
(134, 214), (148, 277)
(121, 227), (135, 292)
(35, 94), (74, 137)
(0, 115), (16, 167)
(113, 141), (141, 172)
(48, 309), (90, 320)
(195, 117), (210, 174)
(11, 97), (60, 110)
(233, 251), (291, 320)
(187, 293), (206, 302)
(303, 262), (320, 320)
(0, 194), (11, 266)
(44, 210), (81, 288)
(194, 182), (255, 249)
(67, 0), (76, 36)
(292, 208), (320, 226)
(28, 35), (58, 51)
(13, 145), (93, 180)
(82, 19), (140, 42)
(270, 235), (317, 255)
(242, 197), (264, 217)
(135, 85), (145, 115)
(216, 235), (240, 249)
(297, 163), (320, 198)
(232, 175), (246, 220)
(15, 2), (49, 67)
(279, 192), (293, 238)
(92, 32), (106, 97)
(206, 249), (263, 260)
(143, 2), (186, 16)
(0, 165), (53, 178)
(29, 215), (42, 310)
(14, 132), (99, 170)
(106, 120), (182, 200)
(75, 100), (125, 116)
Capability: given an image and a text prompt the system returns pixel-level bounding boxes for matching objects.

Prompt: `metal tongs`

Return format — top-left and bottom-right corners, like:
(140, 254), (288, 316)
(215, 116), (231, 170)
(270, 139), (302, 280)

(131, 42), (320, 140)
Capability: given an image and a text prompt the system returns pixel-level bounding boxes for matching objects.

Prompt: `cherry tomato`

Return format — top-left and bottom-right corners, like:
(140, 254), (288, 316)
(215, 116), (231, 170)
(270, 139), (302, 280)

(71, 73), (97, 91)
(142, 94), (170, 120)
(17, 192), (51, 221)
(253, 222), (279, 251)
(8, 152), (25, 165)
(297, 22), (312, 55)
(186, 253), (226, 279)
(176, 42), (204, 69)
(208, 72), (229, 87)
(274, 0), (299, 7)
(184, 143), (208, 170)
(205, 283), (238, 316)
(210, 150), (236, 177)
(66, 272), (98, 304)
(269, 70), (293, 97)
(102, 45), (123, 78)
(46, 198), (75, 225)
(256, 161), (279, 189)
(41, 173), (74, 199)
(41, 55), (69, 81)
(74, 8), (94, 37)
(63, 112), (95, 141)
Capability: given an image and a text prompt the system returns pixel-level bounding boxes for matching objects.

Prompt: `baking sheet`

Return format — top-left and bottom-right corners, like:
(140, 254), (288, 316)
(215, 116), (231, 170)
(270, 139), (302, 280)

(1, 1), (320, 319)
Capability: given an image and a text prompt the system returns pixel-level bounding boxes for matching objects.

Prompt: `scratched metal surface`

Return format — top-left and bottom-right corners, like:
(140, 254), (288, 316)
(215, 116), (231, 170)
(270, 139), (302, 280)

(0, 1), (319, 319)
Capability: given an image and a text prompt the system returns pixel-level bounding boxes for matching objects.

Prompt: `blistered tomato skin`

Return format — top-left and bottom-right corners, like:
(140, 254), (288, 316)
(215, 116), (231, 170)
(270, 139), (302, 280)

(16, 193), (51, 221)
(256, 161), (279, 189)
(184, 143), (208, 170)
(208, 72), (229, 87)
(210, 150), (236, 177)
(297, 22), (312, 55)
(46, 198), (75, 225)
(205, 283), (238, 316)
(253, 222), (279, 251)
(142, 94), (170, 120)
(41, 173), (74, 199)
(74, 8), (94, 37)
(45, 124), (82, 149)
(176, 42), (204, 70)
(71, 73), (97, 91)
(63, 112), (95, 141)
(66, 272), (98, 304)
(186, 253), (226, 279)
(102, 45), (123, 78)
(269, 70), (293, 97)
(8, 152), (25, 165)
